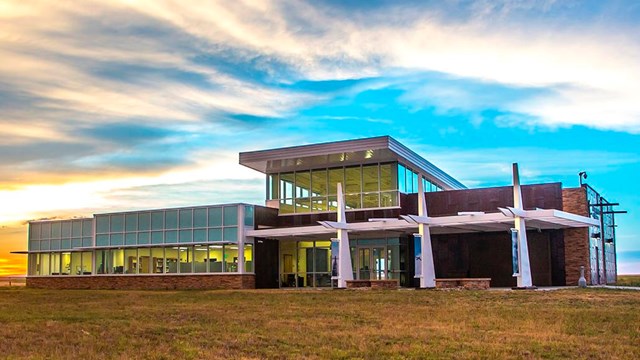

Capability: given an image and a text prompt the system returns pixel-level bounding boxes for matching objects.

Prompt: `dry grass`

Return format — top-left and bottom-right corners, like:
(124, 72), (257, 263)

(0, 288), (639, 359)
(617, 275), (640, 287)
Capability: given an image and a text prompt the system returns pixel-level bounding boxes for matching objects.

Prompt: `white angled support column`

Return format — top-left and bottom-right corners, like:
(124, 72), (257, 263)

(336, 183), (354, 288)
(512, 163), (533, 288)
(418, 179), (436, 288)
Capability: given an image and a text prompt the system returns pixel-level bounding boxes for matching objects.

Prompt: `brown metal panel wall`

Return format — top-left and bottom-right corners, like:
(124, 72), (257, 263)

(254, 238), (280, 289)
(401, 183), (564, 216)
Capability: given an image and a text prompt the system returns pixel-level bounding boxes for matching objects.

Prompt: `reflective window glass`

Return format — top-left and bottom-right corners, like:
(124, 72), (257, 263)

(208, 207), (222, 227)
(51, 222), (62, 239)
(61, 239), (71, 250)
(179, 229), (192, 243)
(193, 208), (207, 228)
(280, 173), (294, 199)
(111, 234), (124, 246)
(295, 198), (310, 213)
(380, 163), (396, 191)
(51, 239), (61, 250)
(96, 216), (109, 234)
(82, 220), (92, 237)
(362, 165), (379, 192)
(138, 213), (150, 231)
(109, 216), (123, 233)
(151, 211), (164, 231)
(345, 166), (361, 194)
(295, 171), (311, 198)
(208, 228), (222, 242)
(244, 206), (253, 227)
(268, 174), (279, 200)
(165, 230), (177, 244)
(138, 232), (150, 245)
(29, 223), (41, 240)
(311, 169), (327, 197)
(125, 214), (137, 232)
(193, 229), (206, 243)
(72, 238), (82, 248)
(223, 227), (237, 242)
(124, 233), (136, 245)
(398, 163), (407, 193)
(165, 210), (178, 229)
(61, 221), (72, 237)
(96, 234), (109, 247)
(82, 237), (92, 247)
(328, 168), (344, 195)
(223, 206), (237, 226)
(41, 223), (51, 239)
(151, 231), (163, 244)
(363, 193), (379, 208)
(179, 209), (192, 229)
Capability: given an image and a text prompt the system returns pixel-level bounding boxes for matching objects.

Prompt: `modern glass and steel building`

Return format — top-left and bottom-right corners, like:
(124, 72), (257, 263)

(23, 136), (621, 289)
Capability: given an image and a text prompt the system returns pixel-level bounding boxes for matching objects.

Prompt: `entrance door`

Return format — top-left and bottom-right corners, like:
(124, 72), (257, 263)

(358, 246), (387, 280)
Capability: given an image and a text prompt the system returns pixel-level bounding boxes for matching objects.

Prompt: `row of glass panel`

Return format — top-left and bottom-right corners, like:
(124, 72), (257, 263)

(279, 239), (408, 288)
(30, 237), (92, 251)
(29, 219), (93, 240)
(28, 244), (253, 276)
(95, 245), (253, 274)
(268, 163), (398, 214)
(398, 163), (443, 194)
(29, 252), (93, 276)
(278, 192), (399, 213)
(95, 227), (238, 247)
(96, 205), (253, 234)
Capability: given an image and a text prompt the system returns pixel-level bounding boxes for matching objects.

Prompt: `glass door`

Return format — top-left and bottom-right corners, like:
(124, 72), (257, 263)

(372, 247), (386, 280)
(358, 246), (387, 280)
(359, 248), (371, 279)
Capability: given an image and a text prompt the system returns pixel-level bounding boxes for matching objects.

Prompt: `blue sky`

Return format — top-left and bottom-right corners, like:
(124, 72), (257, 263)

(0, 0), (639, 275)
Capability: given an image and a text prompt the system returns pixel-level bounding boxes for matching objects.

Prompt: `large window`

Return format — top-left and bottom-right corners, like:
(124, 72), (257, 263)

(271, 163), (401, 214)
(28, 219), (93, 252)
(280, 240), (332, 288)
(94, 205), (243, 247)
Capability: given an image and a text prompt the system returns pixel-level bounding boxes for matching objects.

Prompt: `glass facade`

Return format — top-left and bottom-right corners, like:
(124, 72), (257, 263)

(269, 162), (443, 214)
(586, 186), (617, 284)
(27, 204), (255, 276)
(28, 219), (93, 252)
(279, 238), (408, 288)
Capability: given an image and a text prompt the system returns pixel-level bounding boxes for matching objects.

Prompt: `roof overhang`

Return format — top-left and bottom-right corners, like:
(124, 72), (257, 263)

(246, 208), (598, 240)
(239, 136), (466, 190)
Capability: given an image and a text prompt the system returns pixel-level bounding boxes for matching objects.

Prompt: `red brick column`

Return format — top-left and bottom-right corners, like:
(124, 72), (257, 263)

(562, 187), (591, 285)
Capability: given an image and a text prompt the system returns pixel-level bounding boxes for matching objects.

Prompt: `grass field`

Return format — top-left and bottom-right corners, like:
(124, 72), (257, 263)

(617, 274), (640, 287)
(0, 288), (639, 359)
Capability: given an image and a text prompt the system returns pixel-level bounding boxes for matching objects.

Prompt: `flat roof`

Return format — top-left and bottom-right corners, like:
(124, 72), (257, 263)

(239, 136), (466, 190)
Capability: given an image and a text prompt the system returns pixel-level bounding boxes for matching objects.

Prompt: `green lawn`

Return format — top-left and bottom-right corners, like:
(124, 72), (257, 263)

(617, 274), (640, 287)
(0, 288), (638, 359)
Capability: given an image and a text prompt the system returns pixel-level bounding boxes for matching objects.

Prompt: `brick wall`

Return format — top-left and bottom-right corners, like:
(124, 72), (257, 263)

(562, 187), (591, 285)
(27, 274), (255, 290)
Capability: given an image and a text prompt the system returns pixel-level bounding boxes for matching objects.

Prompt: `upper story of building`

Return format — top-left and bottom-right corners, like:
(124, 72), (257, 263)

(239, 136), (466, 215)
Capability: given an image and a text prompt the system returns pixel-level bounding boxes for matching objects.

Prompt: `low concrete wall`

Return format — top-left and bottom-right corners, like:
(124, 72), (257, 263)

(27, 274), (255, 290)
